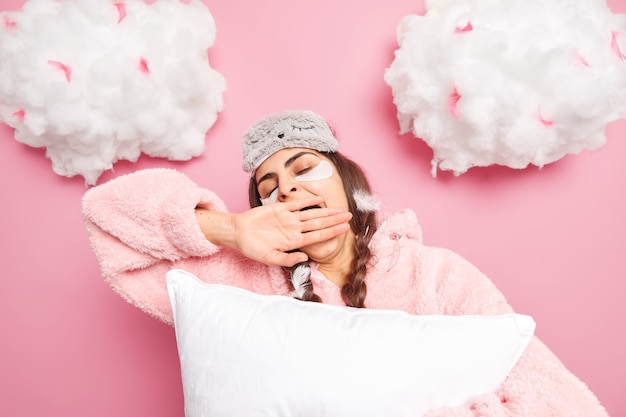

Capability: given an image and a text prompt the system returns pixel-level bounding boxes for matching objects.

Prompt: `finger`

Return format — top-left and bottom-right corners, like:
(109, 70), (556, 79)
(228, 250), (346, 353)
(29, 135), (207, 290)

(301, 211), (352, 233)
(298, 206), (347, 222)
(263, 250), (308, 267)
(283, 196), (326, 212)
(301, 222), (351, 247)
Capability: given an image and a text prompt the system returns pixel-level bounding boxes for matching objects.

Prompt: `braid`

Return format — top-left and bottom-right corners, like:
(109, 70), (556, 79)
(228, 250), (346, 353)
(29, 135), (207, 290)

(341, 211), (377, 308)
(324, 152), (378, 309)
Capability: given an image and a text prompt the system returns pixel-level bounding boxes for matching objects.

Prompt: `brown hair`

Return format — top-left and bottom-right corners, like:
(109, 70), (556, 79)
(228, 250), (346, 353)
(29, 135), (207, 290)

(248, 151), (378, 308)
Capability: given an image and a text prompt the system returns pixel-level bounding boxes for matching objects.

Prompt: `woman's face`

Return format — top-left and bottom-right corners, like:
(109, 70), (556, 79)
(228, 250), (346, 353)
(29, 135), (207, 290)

(255, 147), (353, 261)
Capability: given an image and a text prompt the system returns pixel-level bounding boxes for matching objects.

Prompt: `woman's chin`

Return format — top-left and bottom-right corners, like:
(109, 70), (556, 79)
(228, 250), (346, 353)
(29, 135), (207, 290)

(301, 240), (337, 261)
(301, 229), (353, 263)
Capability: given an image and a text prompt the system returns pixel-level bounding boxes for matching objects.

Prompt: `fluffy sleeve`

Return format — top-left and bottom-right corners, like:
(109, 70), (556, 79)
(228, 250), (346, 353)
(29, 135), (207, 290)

(81, 168), (290, 325)
(82, 168), (226, 269)
(421, 248), (608, 417)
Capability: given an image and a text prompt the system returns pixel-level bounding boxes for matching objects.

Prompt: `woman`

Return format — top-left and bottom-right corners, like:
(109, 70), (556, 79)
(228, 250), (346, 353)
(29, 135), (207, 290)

(82, 110), (607, 417)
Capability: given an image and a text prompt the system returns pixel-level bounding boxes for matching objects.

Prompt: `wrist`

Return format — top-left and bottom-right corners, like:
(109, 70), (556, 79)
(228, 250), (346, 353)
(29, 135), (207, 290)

(195, 208), (237, 249)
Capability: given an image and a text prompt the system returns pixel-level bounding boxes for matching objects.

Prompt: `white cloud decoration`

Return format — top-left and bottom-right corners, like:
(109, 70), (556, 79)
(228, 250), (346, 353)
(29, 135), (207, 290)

(0, 0), (226, 184)
(385, 0), (626, 176)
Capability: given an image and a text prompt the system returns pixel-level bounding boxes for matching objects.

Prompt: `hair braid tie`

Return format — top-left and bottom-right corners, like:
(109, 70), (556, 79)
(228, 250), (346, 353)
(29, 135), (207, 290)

(290, 263), (313, 299)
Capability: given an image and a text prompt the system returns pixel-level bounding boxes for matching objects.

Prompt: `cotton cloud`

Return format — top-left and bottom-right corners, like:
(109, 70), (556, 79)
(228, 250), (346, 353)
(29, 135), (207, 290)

(0, 0), (225, 184)
(385, 0), (626, 176)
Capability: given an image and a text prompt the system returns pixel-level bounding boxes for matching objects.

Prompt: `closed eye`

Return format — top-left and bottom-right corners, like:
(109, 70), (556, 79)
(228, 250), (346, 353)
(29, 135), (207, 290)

(260, 188), (278, 205)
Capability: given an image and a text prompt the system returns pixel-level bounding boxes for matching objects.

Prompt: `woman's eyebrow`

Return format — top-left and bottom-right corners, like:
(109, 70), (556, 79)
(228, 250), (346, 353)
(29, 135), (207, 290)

(256, 172), (276, 187)
(284, 151), (317, 168)
(256, 151), (319, 186)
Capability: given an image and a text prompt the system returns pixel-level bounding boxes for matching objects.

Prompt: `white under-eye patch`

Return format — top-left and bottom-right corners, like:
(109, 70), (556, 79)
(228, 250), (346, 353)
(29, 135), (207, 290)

(295, 160), (333, 182)
(260, 188), (278, 206)
(259, 160), (334, 206)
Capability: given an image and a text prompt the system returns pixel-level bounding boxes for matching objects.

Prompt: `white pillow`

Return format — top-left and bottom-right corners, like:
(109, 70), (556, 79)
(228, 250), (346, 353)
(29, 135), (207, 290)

(166, 269), (535, 417)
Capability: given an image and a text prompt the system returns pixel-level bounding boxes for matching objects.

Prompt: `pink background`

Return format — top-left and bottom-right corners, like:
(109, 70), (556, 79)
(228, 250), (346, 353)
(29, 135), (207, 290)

(1, 0), (625, 416)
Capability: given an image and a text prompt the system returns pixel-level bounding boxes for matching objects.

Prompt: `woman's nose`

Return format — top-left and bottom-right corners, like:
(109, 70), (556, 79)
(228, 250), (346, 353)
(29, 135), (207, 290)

(278, 180), (300, 202)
